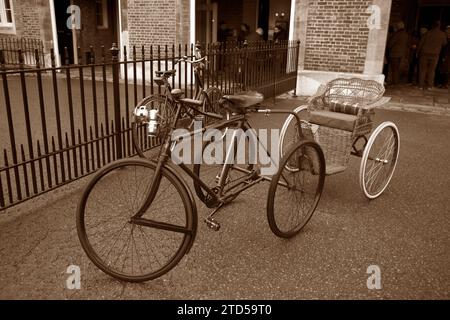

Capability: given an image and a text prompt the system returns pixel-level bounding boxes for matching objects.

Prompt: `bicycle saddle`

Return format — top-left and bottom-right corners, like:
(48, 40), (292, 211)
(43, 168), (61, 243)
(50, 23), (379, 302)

(155, 69), (176, 77)
(222, 91), (264, 113)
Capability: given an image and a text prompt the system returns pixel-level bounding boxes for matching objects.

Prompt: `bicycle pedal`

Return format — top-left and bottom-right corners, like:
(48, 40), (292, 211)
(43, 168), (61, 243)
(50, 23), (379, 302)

(204, 217), (221, 231)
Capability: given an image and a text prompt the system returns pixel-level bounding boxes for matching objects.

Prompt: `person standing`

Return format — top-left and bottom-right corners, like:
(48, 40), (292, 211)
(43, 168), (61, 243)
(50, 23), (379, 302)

(247, 27), (264, 42)
(417, 21), (448, 90)
(387, 21), (409, 86)
(237, 24), (250, 43)
(437, 26), (450, 89)
(408, 27), (428, 85)
(273, 24), (287, 43)
(218, 21), (231, 43)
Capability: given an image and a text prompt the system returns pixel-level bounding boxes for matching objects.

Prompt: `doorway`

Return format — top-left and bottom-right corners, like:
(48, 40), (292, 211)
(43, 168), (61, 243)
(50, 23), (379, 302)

(55, 0), (73, 65)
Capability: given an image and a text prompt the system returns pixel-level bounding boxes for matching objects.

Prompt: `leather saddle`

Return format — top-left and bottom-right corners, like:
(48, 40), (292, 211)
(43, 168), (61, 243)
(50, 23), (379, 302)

(222, 91), (264, 113)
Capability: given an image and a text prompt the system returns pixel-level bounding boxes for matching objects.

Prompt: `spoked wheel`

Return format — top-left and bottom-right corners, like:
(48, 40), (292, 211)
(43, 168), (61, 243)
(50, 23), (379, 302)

(279, 105), (310, 161)
(132, 94), (176, 159)
(193, 133), (255, 207)
(267, 140), (325, 238)
(203, 87), (228, 125)
(359, 121), (400, 199)
(76, 158), (196, 282)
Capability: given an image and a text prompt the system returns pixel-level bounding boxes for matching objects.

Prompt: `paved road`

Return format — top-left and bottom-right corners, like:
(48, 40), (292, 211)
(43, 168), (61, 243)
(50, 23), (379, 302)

(0, 100), (449, 299)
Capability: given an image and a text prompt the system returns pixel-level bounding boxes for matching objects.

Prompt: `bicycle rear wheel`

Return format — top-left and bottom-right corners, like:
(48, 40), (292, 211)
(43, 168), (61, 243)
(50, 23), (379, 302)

(76, 158), (196, 282)
(267, 140), (325, 238)
(360, 121), (400, 199)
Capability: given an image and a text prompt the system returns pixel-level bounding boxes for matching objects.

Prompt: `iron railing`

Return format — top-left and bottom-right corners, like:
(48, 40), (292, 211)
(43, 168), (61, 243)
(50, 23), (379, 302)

(0, 37), (45, 67)
(0, 40), (300, 211)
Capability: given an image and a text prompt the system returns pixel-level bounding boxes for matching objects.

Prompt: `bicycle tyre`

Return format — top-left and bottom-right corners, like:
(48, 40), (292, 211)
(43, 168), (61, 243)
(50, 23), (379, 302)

(267, 140), (325, 238)
(76, 158), (196, 282)
(359, 121), (400, 199)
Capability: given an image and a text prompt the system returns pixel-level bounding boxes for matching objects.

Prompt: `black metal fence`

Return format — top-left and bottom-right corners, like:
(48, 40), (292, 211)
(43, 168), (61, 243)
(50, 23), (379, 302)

(0, 37), (45, 67)
(0, 40), (300, 211)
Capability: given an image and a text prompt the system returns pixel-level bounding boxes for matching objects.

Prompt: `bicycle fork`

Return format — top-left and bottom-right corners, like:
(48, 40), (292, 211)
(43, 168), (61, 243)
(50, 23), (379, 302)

(131, 103), (185, 220)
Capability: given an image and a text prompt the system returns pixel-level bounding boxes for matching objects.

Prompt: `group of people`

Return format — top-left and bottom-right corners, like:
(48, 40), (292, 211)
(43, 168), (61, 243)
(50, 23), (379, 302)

(386, 20), (450, 90)
(218, 22), (288, 44)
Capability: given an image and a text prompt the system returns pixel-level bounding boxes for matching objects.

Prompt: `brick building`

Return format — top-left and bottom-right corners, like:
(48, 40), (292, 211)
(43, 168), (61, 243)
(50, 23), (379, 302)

(1, 0), (449, 93)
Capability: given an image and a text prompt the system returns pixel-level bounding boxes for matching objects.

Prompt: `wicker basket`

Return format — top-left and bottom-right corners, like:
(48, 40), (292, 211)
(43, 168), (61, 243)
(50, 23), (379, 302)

(301, 122), (320, 143)
(316, 126), (353, 171)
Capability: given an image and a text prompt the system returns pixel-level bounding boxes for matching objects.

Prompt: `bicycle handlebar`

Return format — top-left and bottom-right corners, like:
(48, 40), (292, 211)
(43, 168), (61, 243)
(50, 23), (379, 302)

(176, 56), (206, 65)
(156, 56), (206, 78)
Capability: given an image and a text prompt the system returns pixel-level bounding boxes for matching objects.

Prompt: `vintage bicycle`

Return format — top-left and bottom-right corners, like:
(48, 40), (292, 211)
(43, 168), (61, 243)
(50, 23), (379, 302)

(76, 55), (326, 282)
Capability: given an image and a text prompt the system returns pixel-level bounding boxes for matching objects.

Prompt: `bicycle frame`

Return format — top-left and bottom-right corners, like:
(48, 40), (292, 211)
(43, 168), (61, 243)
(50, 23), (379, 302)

(133, 101), (306, 220)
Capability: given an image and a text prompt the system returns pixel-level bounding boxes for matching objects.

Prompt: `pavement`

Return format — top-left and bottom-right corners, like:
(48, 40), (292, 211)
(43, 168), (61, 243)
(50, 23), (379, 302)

(0, 90), (450, 300)
(383, 84), (450, 115)
(278, 84), (450, 116)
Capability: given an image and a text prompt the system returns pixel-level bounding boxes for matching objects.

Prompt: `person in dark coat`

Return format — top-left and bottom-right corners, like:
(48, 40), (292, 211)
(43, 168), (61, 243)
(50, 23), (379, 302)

(247, 28), (264, 42)
(437, 26), (450, 89)
(408, 27), (428, 85)
(237, 23), (250, 43)
(218, 21), (231, 43)
(387, 21), (409, 86)
(417, 21), (448, 90)
(273, 24), (287, 42)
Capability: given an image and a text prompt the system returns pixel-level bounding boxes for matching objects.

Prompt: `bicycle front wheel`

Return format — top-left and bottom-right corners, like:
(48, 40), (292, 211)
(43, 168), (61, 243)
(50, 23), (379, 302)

(76, 158), (196, 282)
(279, 105), (310, 160)
(267, 140), (325, 238)
(132, 94), (176, 159)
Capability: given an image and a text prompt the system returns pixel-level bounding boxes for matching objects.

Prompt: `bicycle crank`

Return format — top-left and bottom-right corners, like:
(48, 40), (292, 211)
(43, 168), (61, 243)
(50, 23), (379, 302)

(205, 217), (221, 231)
(204, 203), (224, 231)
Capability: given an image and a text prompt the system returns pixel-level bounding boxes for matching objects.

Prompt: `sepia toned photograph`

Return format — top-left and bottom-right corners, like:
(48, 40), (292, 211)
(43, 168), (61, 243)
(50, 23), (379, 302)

(0, 0), (449, 303)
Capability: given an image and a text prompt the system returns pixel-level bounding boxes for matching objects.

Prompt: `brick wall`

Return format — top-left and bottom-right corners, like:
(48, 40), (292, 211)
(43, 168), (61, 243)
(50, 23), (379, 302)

(127, 0), (177, 48)
(74, 0), (117, 61)
(0, 0), (41, 39)
(304, 0), (371, 73)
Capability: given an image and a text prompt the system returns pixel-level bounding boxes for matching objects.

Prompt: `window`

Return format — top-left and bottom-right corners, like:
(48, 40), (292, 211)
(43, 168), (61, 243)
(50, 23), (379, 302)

(0, 0), (14, 28)
(96, 0), (108, 29)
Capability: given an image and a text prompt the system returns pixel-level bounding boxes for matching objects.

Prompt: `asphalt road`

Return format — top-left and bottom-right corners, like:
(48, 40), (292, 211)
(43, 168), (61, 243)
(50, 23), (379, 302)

(0, 103), (449, 300)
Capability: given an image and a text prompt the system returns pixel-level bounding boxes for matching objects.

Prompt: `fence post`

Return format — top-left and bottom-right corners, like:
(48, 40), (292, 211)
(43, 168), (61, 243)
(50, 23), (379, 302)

(110, 43), (122, 160)
(18, 49), (24, 69)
